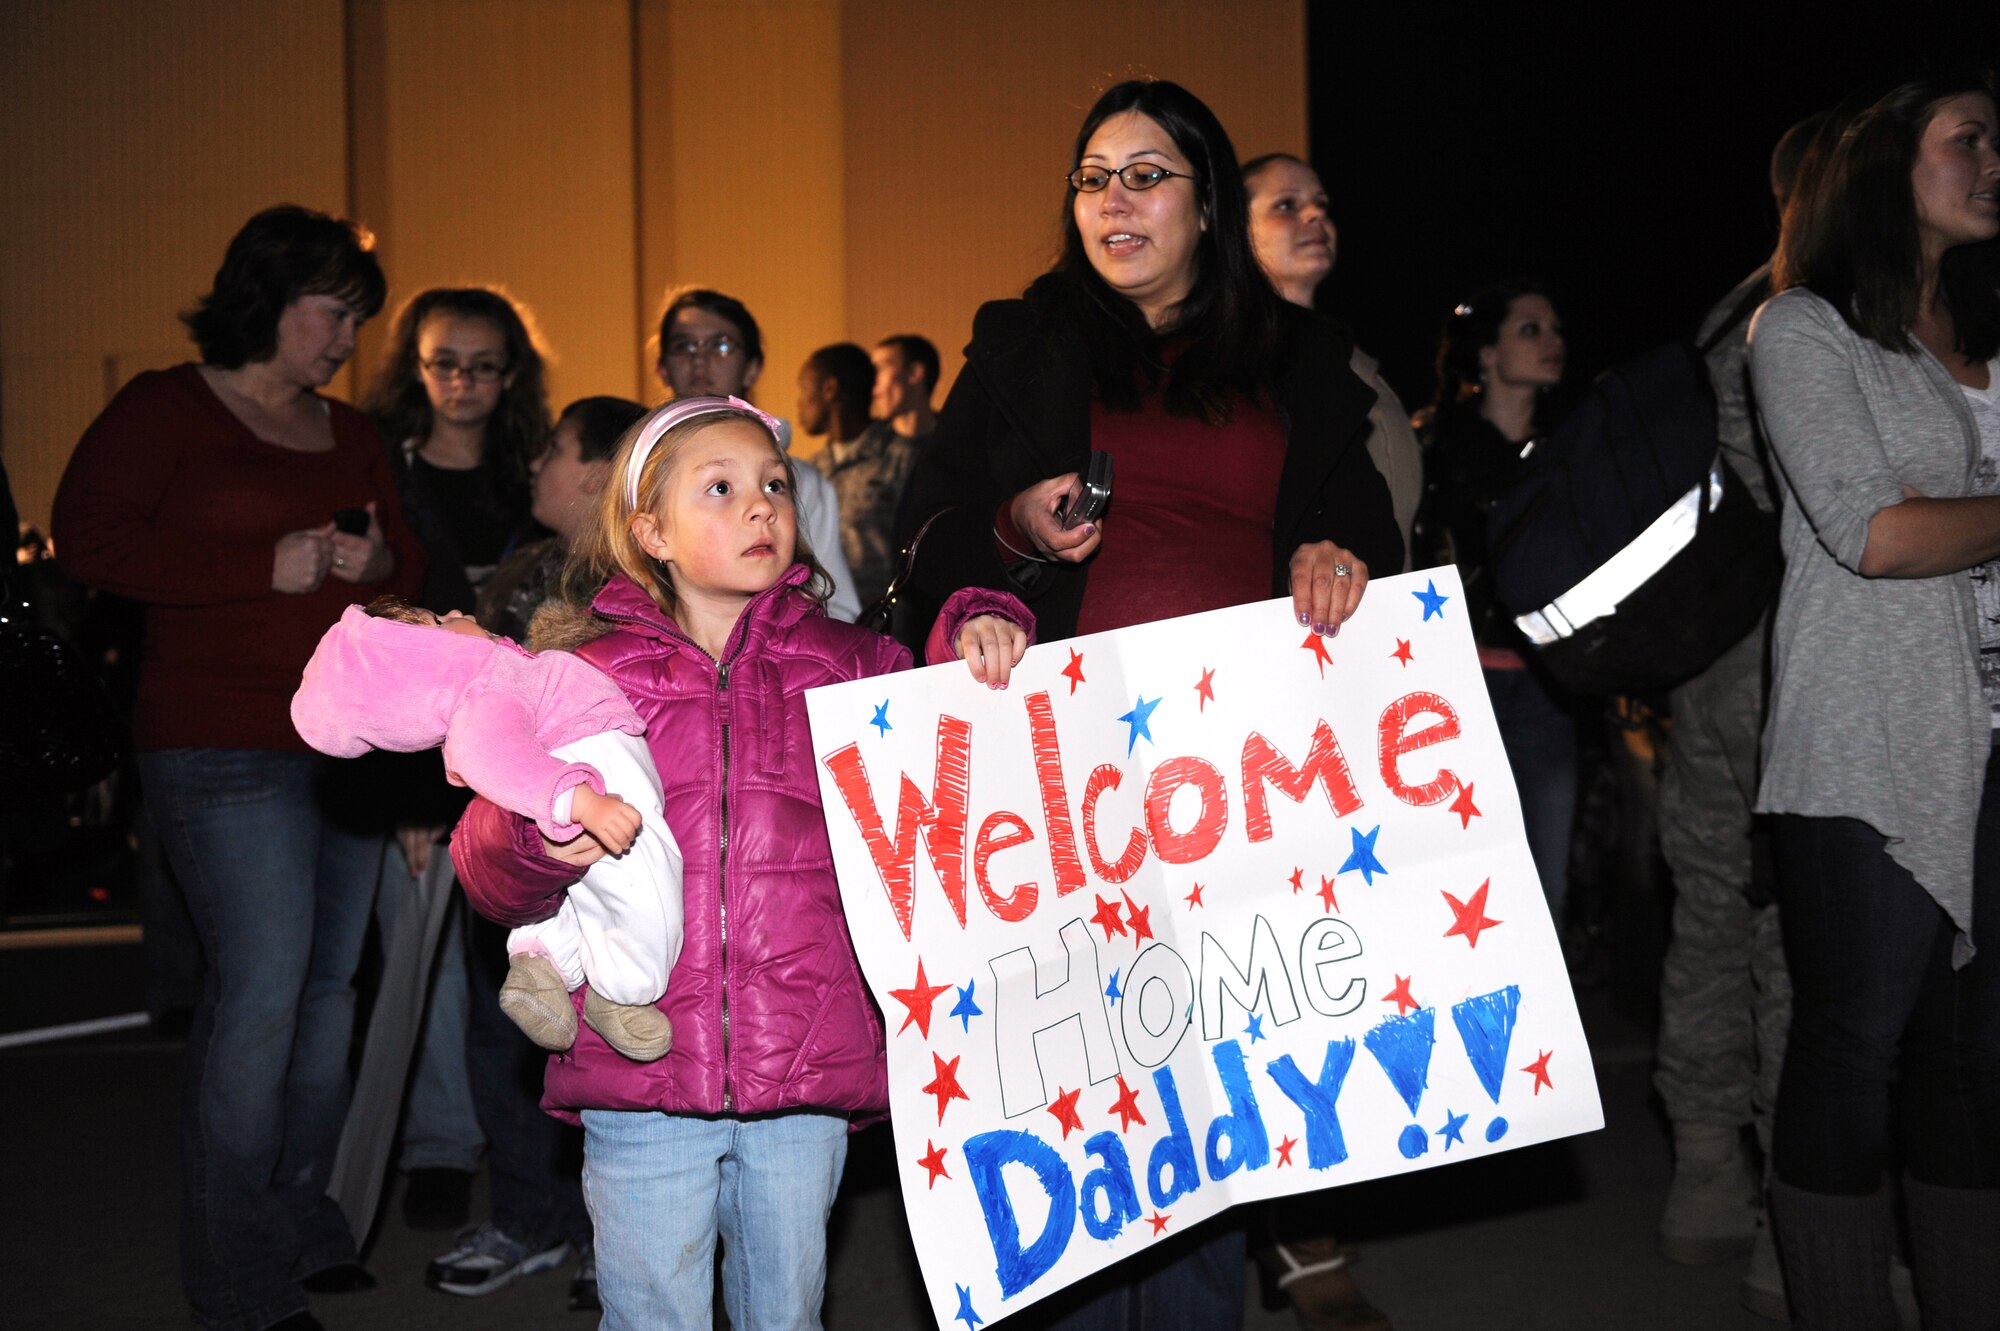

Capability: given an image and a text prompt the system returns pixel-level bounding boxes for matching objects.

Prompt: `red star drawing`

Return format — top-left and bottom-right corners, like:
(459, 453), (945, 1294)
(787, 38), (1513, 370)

(1522, 1049), (1555, 1095)
(1275, 1135), (1298, 1167)
(1106, 1075), (1147, 1133)
(1288, 867), (1304, 894)
(888, 959), (955, 1038)
(922, 1052), (969, 1123)
(1184, 882), (1205, 910)
(1091, 893), (1129, 941)
(1391, 638), (1414, 666)
(1449, 780), (1482, 830)
(1122, 890), (1155, 945)
(917, 1140), (950, 1188)
(1146, 1211), (1172, 1235)
(1062, 648), (1086, 694)
(1442, 879), (1503, 948)
(1317, 874), (1340, 914)
(1194, 667), (1216, 711)
(1301, 632), (1333, 678)
(1047, 1086), (1085, 1139)
(1382, 973), (1419, 1015)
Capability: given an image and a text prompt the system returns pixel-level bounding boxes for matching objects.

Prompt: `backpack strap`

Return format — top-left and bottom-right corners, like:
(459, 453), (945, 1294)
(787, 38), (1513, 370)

(1696, 273), (1772, 357)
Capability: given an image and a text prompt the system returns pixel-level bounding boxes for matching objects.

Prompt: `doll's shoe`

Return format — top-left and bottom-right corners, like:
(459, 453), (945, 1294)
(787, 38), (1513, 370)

(582, 988), (673, 1062)
(498, 953), (577, 1051)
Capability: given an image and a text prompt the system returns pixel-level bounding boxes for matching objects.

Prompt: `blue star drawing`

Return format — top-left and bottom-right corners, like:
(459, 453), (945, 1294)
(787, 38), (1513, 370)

(949, 980), (982, 1032)
(1437, 1108), (1469, 1151)
(1118, 695), (1162, 757)
(955, 1283), (985, 1329)
(1105, 968), (1123, 1006)
(1338, 824), (1389, 885)
(1244, 1012), (1267, 1044)
(1413, 579), (1450, 621)
(870, 700), (892, 737)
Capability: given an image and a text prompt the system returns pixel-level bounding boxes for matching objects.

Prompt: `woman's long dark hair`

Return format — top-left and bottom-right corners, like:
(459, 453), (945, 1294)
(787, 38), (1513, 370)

(362, 287), (552, 514)
(1774, 65), (2000, 358)
(1046, 79), (1281, 425)
(1427, 278), (1560, 434)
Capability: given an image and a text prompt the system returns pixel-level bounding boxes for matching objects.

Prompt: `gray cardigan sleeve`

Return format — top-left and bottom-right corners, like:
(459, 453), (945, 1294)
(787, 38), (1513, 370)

(1749, 293), (1910, 573)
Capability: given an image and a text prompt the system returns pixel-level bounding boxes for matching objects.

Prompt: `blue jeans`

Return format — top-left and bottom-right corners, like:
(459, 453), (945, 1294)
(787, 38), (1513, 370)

(140, 748), (384, 1331)
(1020, 1219), (1245, 1331)
(466, 910), (588, 1248)
(581, 1109), (849, 1330)
(377, 873), (484, 1173)
(1484, 665), (1579, 929)
(1772, 768), (2000, 1195)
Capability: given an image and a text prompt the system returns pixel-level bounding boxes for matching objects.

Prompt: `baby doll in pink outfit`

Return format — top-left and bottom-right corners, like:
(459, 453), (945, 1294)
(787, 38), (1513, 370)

(292, 597), (683, 1061)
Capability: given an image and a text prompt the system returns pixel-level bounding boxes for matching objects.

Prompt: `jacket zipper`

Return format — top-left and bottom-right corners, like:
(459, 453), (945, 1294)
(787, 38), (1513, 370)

(590, 574), (793, 1115)
(717, 657), (734, 1113)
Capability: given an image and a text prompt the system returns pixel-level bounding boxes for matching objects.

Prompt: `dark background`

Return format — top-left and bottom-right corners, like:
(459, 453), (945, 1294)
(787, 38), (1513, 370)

(1305, 0), (2000, 409)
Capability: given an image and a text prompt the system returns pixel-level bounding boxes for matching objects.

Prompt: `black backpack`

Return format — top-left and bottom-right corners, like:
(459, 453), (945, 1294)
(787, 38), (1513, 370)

(1484, 290), (1780, 696)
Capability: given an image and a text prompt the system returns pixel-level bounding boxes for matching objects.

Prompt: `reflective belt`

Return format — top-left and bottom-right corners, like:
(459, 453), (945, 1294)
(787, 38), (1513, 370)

(1515, 460), (1724, 646)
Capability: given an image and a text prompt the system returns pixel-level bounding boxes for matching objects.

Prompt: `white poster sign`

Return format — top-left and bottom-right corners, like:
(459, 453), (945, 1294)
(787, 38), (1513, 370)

(806, 567), (1602, 1328)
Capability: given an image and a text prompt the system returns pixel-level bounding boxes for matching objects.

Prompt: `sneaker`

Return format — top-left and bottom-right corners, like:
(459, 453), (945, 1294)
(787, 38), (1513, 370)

(567, 1240), (599, 1313)
(425, 1222), (573, 1297)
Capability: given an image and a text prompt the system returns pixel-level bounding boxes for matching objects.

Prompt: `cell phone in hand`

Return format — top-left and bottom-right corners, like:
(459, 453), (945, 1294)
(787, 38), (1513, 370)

(1059, 451), (1114, 530)
(332, 507), (369, 536)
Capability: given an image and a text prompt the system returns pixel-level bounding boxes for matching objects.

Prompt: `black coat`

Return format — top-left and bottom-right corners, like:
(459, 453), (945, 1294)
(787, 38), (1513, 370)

(901, 281), (1401, 642)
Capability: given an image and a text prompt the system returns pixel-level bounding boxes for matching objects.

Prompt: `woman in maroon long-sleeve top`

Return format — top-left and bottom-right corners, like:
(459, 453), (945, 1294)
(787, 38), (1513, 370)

(52, 204), (423, 1331)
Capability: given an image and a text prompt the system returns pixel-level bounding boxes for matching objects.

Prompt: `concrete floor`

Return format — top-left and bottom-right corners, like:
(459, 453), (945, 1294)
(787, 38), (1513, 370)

(3, 944), (1779, 1330)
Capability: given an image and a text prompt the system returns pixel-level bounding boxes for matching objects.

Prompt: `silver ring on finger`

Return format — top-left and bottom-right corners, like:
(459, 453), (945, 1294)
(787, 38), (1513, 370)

(1333, 562), (1352, 578)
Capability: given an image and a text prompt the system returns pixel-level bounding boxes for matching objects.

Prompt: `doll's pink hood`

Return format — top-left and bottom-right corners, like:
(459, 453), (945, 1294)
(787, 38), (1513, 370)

(291, 605), (514, 757)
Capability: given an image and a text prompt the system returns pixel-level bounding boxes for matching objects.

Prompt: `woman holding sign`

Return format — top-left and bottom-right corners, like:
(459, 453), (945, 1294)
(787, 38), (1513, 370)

(901, 80), (1400, 654)
(902, 78), (1401, 1330)
(1749, 67), (2000, 1326)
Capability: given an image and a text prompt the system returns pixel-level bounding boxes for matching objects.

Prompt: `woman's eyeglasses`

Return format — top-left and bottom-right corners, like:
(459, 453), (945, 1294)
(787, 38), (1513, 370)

(664, 336), (742, 361)
(420, 356), (509, 384)
(1067, 163), (1201, 193)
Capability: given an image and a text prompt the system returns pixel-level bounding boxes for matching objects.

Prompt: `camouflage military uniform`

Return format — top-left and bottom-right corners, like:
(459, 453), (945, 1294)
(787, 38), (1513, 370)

(1653, 266), (1791, 1152)
(477, 536), (566, 647)
(811, 421), (924, 610)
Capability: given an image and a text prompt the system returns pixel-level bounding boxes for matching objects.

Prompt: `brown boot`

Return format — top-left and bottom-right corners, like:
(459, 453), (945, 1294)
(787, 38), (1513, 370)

(1256, 1238), (1393, 1331)
(1659, 1123), (1759, 1264)
(581, 987), (673, 1062)
(498, 953), (576, 1052)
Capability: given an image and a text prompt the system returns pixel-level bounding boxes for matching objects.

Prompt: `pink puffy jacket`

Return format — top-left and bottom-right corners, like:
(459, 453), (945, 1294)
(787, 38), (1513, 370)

(452, 564), (1027, 1120)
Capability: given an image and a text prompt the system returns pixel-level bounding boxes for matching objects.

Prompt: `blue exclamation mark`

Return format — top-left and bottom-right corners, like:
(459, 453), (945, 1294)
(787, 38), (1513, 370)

(1450, 985), (1521, 1142)
(1362, 1008), (1436, 1158)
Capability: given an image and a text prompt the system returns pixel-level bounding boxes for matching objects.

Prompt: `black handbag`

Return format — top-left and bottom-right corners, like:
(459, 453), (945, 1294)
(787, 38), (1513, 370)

(859, 505), (960, 651)
(0, 570), (126, 798)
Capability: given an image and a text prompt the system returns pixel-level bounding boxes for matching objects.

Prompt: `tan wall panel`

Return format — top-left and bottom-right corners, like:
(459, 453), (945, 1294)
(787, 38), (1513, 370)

(0, 0), (349, 528)
(840, 0), (1307, 396)
(644, 0), (845, 453)
(359, 0), (638, 417)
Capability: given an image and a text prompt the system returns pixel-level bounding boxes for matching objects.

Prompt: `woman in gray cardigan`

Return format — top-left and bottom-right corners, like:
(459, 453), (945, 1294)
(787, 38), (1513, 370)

(1749, 66), (2000, 1327)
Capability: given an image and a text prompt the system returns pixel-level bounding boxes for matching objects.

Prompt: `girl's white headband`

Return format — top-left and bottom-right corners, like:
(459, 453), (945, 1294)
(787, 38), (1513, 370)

(622, 395), (785, 509)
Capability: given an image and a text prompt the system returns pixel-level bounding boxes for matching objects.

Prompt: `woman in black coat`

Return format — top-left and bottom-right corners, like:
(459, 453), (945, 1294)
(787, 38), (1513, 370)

(898, 76), (1400, 1331)
(902, 81), (1399, 650)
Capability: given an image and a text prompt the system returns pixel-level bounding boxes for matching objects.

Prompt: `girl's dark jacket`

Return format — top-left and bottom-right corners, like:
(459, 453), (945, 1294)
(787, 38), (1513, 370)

(899, 275), (1403, 641)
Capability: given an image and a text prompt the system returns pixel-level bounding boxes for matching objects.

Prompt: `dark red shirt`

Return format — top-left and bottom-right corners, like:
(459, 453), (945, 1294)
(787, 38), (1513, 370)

(52, 364), (425, 752)
(1072, 390), (1287, 635)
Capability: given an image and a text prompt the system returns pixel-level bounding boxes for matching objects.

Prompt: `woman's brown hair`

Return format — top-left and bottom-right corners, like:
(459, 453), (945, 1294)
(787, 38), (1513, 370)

(1774, 66), (2000, 358)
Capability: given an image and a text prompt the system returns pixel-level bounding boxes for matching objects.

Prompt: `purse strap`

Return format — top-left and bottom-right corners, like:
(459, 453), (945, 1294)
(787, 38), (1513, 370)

(859, 504), (960, 634)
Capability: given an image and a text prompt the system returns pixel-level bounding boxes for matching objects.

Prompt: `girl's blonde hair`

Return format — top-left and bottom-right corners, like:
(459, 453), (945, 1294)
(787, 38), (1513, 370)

(531, 403), (832, 651)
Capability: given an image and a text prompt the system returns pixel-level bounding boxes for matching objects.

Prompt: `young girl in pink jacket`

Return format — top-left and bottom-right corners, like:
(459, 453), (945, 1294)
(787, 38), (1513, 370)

(449, 396), (1029, 1328)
